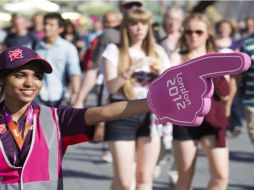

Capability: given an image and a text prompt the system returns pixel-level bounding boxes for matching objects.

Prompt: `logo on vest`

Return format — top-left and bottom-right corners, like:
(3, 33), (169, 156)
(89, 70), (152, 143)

(0, 123), (6, 134)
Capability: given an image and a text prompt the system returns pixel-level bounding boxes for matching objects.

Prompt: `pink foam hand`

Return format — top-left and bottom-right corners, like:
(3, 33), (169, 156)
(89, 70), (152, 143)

(147, 52), (251, 126)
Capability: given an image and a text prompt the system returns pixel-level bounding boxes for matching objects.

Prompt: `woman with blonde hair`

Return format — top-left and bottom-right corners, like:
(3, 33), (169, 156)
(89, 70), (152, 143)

(102, 8), (171, 190)
(170, 13), (230, 190)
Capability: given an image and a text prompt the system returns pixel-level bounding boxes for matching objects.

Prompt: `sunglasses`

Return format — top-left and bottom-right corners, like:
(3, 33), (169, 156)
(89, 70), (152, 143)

(123, 2), (143, 9)
(184, 30), (205, 36)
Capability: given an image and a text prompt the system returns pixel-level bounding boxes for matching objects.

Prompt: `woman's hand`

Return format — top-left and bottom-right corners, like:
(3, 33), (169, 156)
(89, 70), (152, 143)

(92, 122), (106, 142)
(120, 66), (135, 79)
(132, 57), (161, 75)
(149, 59), (161, 75)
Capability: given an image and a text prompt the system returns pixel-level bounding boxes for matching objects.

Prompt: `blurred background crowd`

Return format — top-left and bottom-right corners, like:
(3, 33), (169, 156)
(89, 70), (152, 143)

(0, 0), (254, 52)
(1, 0), (254, 54)
(0, 0), (254, 190)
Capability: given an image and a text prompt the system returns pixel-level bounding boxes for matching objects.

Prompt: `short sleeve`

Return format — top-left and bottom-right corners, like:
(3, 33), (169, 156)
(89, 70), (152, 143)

(102, 43), (119, 66)
(57, 106), (94, 139)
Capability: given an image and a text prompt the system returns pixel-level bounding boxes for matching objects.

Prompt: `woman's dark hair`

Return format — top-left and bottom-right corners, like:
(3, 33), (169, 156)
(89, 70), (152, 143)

(63, 19), (76, 34)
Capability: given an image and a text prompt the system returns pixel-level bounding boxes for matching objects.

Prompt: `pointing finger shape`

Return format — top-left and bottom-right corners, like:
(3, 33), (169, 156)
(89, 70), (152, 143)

(147, 52), (251, 126)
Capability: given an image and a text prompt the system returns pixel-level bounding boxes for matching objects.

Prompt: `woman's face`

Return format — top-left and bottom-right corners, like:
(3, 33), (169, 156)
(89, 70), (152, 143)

(184, 19), (209, 50)
(4, 63), (43, 106)
(128, 21), (149, 44)
(218, 22), (232, 37)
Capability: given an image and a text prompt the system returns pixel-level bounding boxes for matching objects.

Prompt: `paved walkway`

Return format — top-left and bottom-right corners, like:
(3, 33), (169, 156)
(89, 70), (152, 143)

(62, 94), (254, 190)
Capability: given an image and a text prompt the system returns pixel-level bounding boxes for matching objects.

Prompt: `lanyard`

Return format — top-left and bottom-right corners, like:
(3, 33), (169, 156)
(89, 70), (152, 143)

(4, 105), (34, 150)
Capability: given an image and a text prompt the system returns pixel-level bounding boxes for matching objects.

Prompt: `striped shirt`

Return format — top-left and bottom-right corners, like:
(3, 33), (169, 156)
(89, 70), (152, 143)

(241, 36), (254, 106)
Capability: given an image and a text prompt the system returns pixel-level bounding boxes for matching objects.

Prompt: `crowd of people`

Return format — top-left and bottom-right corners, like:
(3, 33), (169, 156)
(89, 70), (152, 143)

(0, 0), (254, 190)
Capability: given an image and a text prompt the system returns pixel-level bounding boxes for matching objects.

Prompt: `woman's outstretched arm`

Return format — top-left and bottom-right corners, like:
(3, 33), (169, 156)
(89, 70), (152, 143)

(84, 99), (149, 125)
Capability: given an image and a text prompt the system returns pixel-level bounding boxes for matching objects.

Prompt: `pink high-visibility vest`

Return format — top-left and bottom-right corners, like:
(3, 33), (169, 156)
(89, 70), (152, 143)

(0, 105), (63, 190)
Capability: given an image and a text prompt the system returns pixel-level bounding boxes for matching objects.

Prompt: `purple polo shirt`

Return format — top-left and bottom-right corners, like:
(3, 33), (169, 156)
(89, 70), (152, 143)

(0, 102), (94, 167)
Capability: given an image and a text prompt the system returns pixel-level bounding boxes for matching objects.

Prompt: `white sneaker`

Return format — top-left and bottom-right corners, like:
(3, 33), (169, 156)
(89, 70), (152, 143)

(154, 165), (161, 178)
(168, 170), (178, 185)
(100, 151), (113, 163)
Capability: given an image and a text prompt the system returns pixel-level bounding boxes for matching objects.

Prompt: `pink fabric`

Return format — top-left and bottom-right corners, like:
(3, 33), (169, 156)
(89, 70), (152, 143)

(0, 113), (50, 184)
(147, 52), (251, 126)
(22, 115), (49, 183)
(205, 77), (230, 147)
(0, 151), (21, 184)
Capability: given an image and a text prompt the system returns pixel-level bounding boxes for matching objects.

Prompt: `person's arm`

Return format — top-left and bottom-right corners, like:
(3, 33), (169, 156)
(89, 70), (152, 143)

(65, 43), (82, 105)
(84, 99), (149, 125)
(224, 76), (237, 117)
(69, 75), (81, 105)
(103, 57), (134, 94)
(169, 52), (182, 67)
(92, 122), (106, 142)
(155, 45), (172, 73)
(72, 66), (99, 108)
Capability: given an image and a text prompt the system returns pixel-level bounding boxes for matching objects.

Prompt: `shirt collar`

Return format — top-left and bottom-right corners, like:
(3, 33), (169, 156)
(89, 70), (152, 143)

(0, 101), (39, 123)
(40, 36), (63, 48)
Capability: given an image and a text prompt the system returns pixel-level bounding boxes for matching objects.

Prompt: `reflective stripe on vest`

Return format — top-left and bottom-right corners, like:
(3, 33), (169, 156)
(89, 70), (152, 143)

(0, 105), (63, 190)
(0, 179), (63, 190)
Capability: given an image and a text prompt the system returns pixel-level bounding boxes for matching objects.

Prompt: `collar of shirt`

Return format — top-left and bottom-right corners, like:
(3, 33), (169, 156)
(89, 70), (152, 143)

(39, 36), (64, 49)
(0, 101), (39, 127)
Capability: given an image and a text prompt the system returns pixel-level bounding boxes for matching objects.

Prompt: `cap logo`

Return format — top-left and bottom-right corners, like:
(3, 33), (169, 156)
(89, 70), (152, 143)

(8, 49), (23, 62)
(0, 123), (6, 134)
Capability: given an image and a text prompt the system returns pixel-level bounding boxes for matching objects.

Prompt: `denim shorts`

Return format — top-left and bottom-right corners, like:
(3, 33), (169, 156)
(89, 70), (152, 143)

(104, 112), (151, 141)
